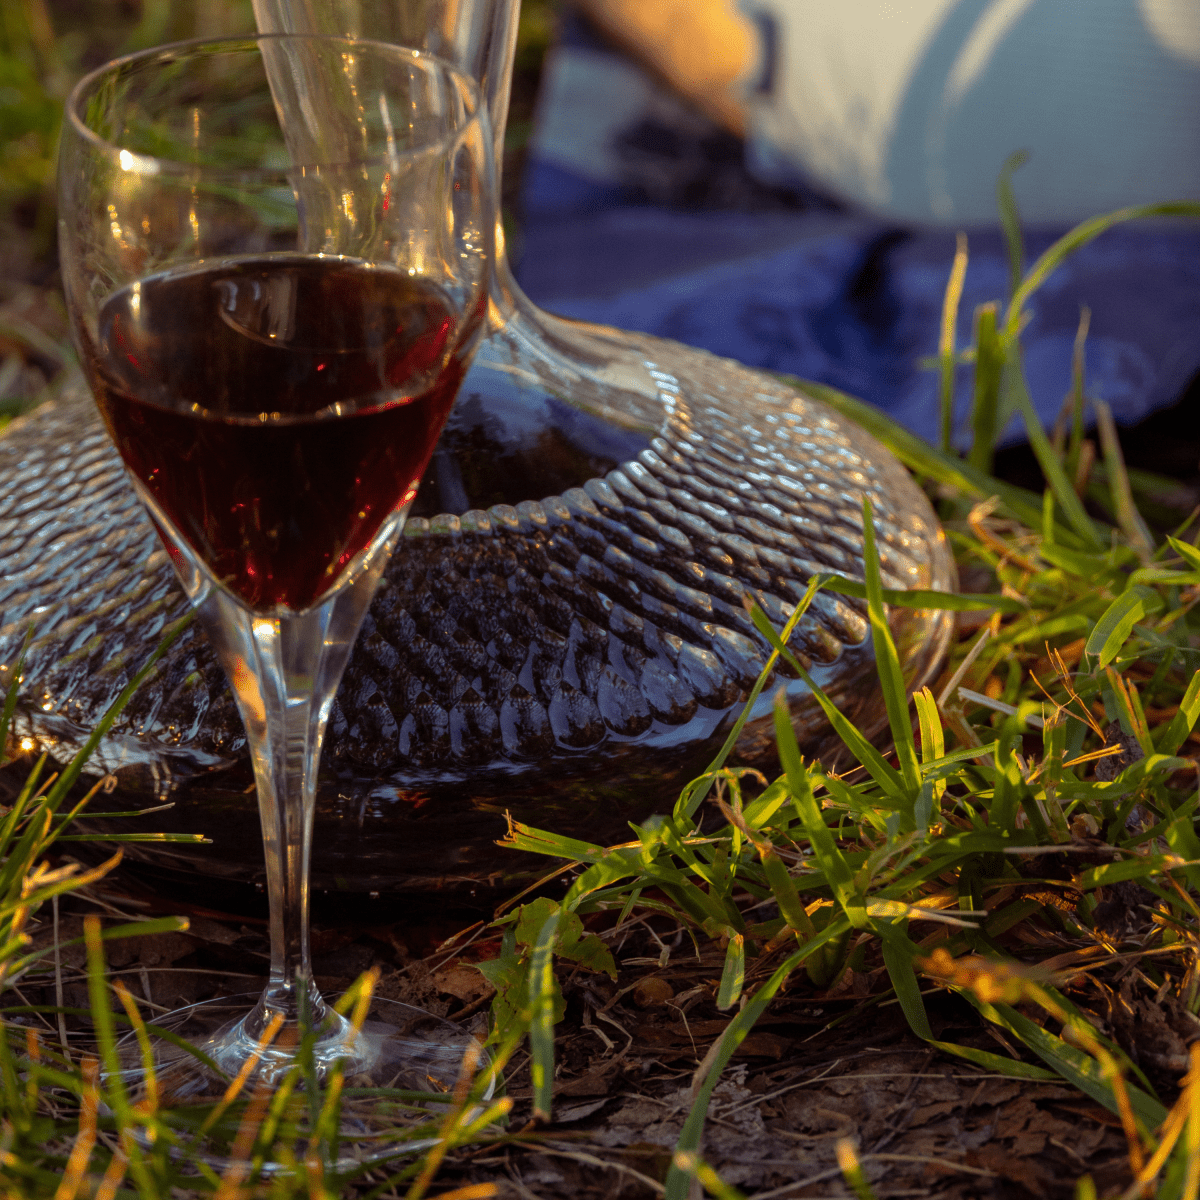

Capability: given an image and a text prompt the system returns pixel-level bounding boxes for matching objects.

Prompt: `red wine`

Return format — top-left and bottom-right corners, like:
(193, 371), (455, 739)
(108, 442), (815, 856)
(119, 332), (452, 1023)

(81, 256), (482, 612)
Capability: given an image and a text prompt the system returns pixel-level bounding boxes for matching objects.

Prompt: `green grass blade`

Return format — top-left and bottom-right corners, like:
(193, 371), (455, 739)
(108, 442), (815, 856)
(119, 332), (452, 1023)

(752, 604), (904, 797)
(741, 779), (790, 829)
(913, 688), (944, 768)
(1127, 567), (1200, 587)
(1078, 856), (1186, 889)
(0, 1006), (227, 1078)
(56, 833), (210, 844)
(561, 846), (653, 913)
(528, 906), (561, 1121)
(500, 821), (608, 863)
(815, 575), (1024, 613)
(43, 615), (192, 811)
(928, 1039), (1057, 1079)
(663, 924), (849, 1200)
(1042, 487), (1056, 545)
(0, 857), (126, 922)
(795, 378), (1104, 544)
(913, 688), (946, 820)
(968, 302), (1004, 475)
(7, 915), (190, 977)
(1008, 357), (1102, 548)
(837, 1139), (880, 1200)
(986, 740), (1025, 836)
(674, 576), (823, 823)
(862, 498), (921, 795)
(1065, 306), (1090, 481)
(1084, 586), (1162, 671)
(996, 149), (1029, 298)
(1005, 202), (1200, 342)
(83, 916), (132, 1125)
(1167, 535), (1200, 573)
(716, 933), (745, 1010)
(668, 1154), (748, 1200)
(1156, 670), (1200, 755)
(1, 808), (56, 909)
(775, 697), (865, 926)
(0, 626), (32, 755)
(938, 232), (968, 453)
(965, 993), (1166, 1127)
(1094, 399), (1154, 561)
(878, 925), (933, 1040)
(0, 757), (42, 868)
(759, 845), (818, 939)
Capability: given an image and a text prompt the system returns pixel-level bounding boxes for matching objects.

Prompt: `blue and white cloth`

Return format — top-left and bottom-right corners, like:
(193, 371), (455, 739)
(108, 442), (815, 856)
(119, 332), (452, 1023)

(513, 8), (1200, 447)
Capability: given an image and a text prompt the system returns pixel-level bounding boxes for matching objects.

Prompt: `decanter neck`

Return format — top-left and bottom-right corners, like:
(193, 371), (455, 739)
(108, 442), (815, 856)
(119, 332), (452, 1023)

(251, 0), (521, 184)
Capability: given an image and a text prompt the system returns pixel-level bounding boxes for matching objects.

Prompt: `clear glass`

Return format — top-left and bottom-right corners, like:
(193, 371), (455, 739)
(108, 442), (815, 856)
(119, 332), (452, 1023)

(0, 0), (956, 904)
(250, 0), (958, 749)
(248, 0), (688, 493)
(58, 34), (495, 1148)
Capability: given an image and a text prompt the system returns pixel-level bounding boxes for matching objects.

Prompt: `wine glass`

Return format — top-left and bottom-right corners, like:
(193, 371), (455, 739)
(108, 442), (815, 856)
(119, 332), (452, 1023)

(58, 35), (496, 1156)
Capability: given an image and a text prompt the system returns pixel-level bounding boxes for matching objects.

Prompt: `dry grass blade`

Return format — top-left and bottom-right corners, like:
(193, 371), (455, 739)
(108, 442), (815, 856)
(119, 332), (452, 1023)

(201, 1011), (286, 1137)
(52, 1057), (99, 1200)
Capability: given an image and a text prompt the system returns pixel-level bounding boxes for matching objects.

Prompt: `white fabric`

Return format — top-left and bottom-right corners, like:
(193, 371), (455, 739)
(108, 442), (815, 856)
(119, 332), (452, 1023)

(740, 0), (1200, 225)
(528, 46), (660, 182)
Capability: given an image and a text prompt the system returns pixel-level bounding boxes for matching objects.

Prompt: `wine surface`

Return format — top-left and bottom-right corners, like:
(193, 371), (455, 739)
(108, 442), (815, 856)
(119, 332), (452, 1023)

(83, 256), (479, 612)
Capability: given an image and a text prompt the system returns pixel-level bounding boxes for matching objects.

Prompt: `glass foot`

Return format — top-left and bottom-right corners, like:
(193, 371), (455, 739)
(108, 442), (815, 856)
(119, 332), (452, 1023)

(114, 992), (496, 1171)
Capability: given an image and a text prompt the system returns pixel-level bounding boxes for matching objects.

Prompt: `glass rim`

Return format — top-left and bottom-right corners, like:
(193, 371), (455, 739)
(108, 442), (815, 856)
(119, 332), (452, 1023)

(65, 33), (487, 181)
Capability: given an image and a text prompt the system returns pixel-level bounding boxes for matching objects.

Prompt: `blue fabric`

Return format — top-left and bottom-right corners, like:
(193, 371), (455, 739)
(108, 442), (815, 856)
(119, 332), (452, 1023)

(515, 182), (1200, 446)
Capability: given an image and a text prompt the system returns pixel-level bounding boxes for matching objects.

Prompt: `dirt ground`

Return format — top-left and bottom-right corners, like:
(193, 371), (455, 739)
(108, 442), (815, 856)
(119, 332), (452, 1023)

(22, 871), (1143, 1200)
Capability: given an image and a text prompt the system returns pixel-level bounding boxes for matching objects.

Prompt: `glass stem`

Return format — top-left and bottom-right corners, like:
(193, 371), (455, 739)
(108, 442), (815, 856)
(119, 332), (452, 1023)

(250, 606), (332, 1029)
(192, 527), (402, 1040)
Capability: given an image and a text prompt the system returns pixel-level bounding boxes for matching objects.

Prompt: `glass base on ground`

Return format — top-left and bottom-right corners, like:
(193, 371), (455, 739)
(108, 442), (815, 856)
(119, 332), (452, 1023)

(115, 992), (494, 1171)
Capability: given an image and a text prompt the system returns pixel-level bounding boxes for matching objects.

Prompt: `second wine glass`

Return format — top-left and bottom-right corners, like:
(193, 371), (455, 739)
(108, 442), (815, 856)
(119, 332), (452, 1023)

(58, 34), (496, 1151)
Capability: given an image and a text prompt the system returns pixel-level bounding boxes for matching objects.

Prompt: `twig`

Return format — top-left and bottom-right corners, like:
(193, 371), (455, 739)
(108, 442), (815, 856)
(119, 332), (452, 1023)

(717, 1059), (843, 1119)
(936, 626), (992, 709)
(538, 1143), (666, 1195)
